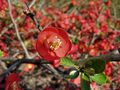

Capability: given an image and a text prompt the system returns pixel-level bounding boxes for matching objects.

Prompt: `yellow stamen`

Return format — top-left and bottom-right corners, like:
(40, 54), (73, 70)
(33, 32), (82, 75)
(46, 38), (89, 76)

(10, 81), (18, 90)
(49, 37), (62, 51)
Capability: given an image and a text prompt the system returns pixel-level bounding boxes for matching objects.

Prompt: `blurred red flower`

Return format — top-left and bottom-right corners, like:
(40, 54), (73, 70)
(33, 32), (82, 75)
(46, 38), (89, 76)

(36, 26), (71, 63)
(0, 0), (7, 11)
(5, 73), (21, 90)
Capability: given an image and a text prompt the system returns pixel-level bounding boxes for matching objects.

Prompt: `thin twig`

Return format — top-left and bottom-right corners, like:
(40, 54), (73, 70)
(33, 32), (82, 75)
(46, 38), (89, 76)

(29, 0), (36, 8)
(0, 59), (49, 77)
(24, 3), (43, 31)
(7, 0), (31, 58)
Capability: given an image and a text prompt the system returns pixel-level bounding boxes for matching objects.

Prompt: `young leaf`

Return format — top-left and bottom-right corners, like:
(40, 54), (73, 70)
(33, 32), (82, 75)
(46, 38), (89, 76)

(60, 57), (76, 67)
(83, 68), (95, 76)
(82, 73), (90, 81)
(85, 58), (106, 73)
(91, 73), (107, 84)
(81, 74), (91, 90)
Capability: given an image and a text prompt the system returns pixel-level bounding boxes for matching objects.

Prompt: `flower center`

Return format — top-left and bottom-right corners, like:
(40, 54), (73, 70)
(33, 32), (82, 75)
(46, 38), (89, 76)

(49, 36), (62, 51)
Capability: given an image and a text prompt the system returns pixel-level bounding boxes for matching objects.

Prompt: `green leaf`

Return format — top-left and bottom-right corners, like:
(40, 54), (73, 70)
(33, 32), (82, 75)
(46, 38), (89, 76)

(91, 73), (107, 84)
(60, 57), (77, 67)
(82, 73), (90, 81)
(68, 70), (79, 79)
(81, 74), (91, 90)
(85, 58), (106, 73)
(0, 50), (3, 57)
(83, 68), (95, 76)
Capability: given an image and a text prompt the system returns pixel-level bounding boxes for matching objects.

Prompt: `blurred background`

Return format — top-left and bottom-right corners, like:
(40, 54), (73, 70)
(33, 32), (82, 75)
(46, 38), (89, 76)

(0, 0), (120, 90)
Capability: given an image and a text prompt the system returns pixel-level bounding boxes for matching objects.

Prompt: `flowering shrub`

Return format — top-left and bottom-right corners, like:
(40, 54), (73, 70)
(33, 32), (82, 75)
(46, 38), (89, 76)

(0, 0), (120, 90)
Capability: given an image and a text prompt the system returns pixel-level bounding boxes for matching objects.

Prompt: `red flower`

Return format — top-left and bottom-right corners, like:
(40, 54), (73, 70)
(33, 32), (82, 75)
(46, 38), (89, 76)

(0, 0), (7, 11)
(5, 73), (21, 90)
(36, 26), (71, 62)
